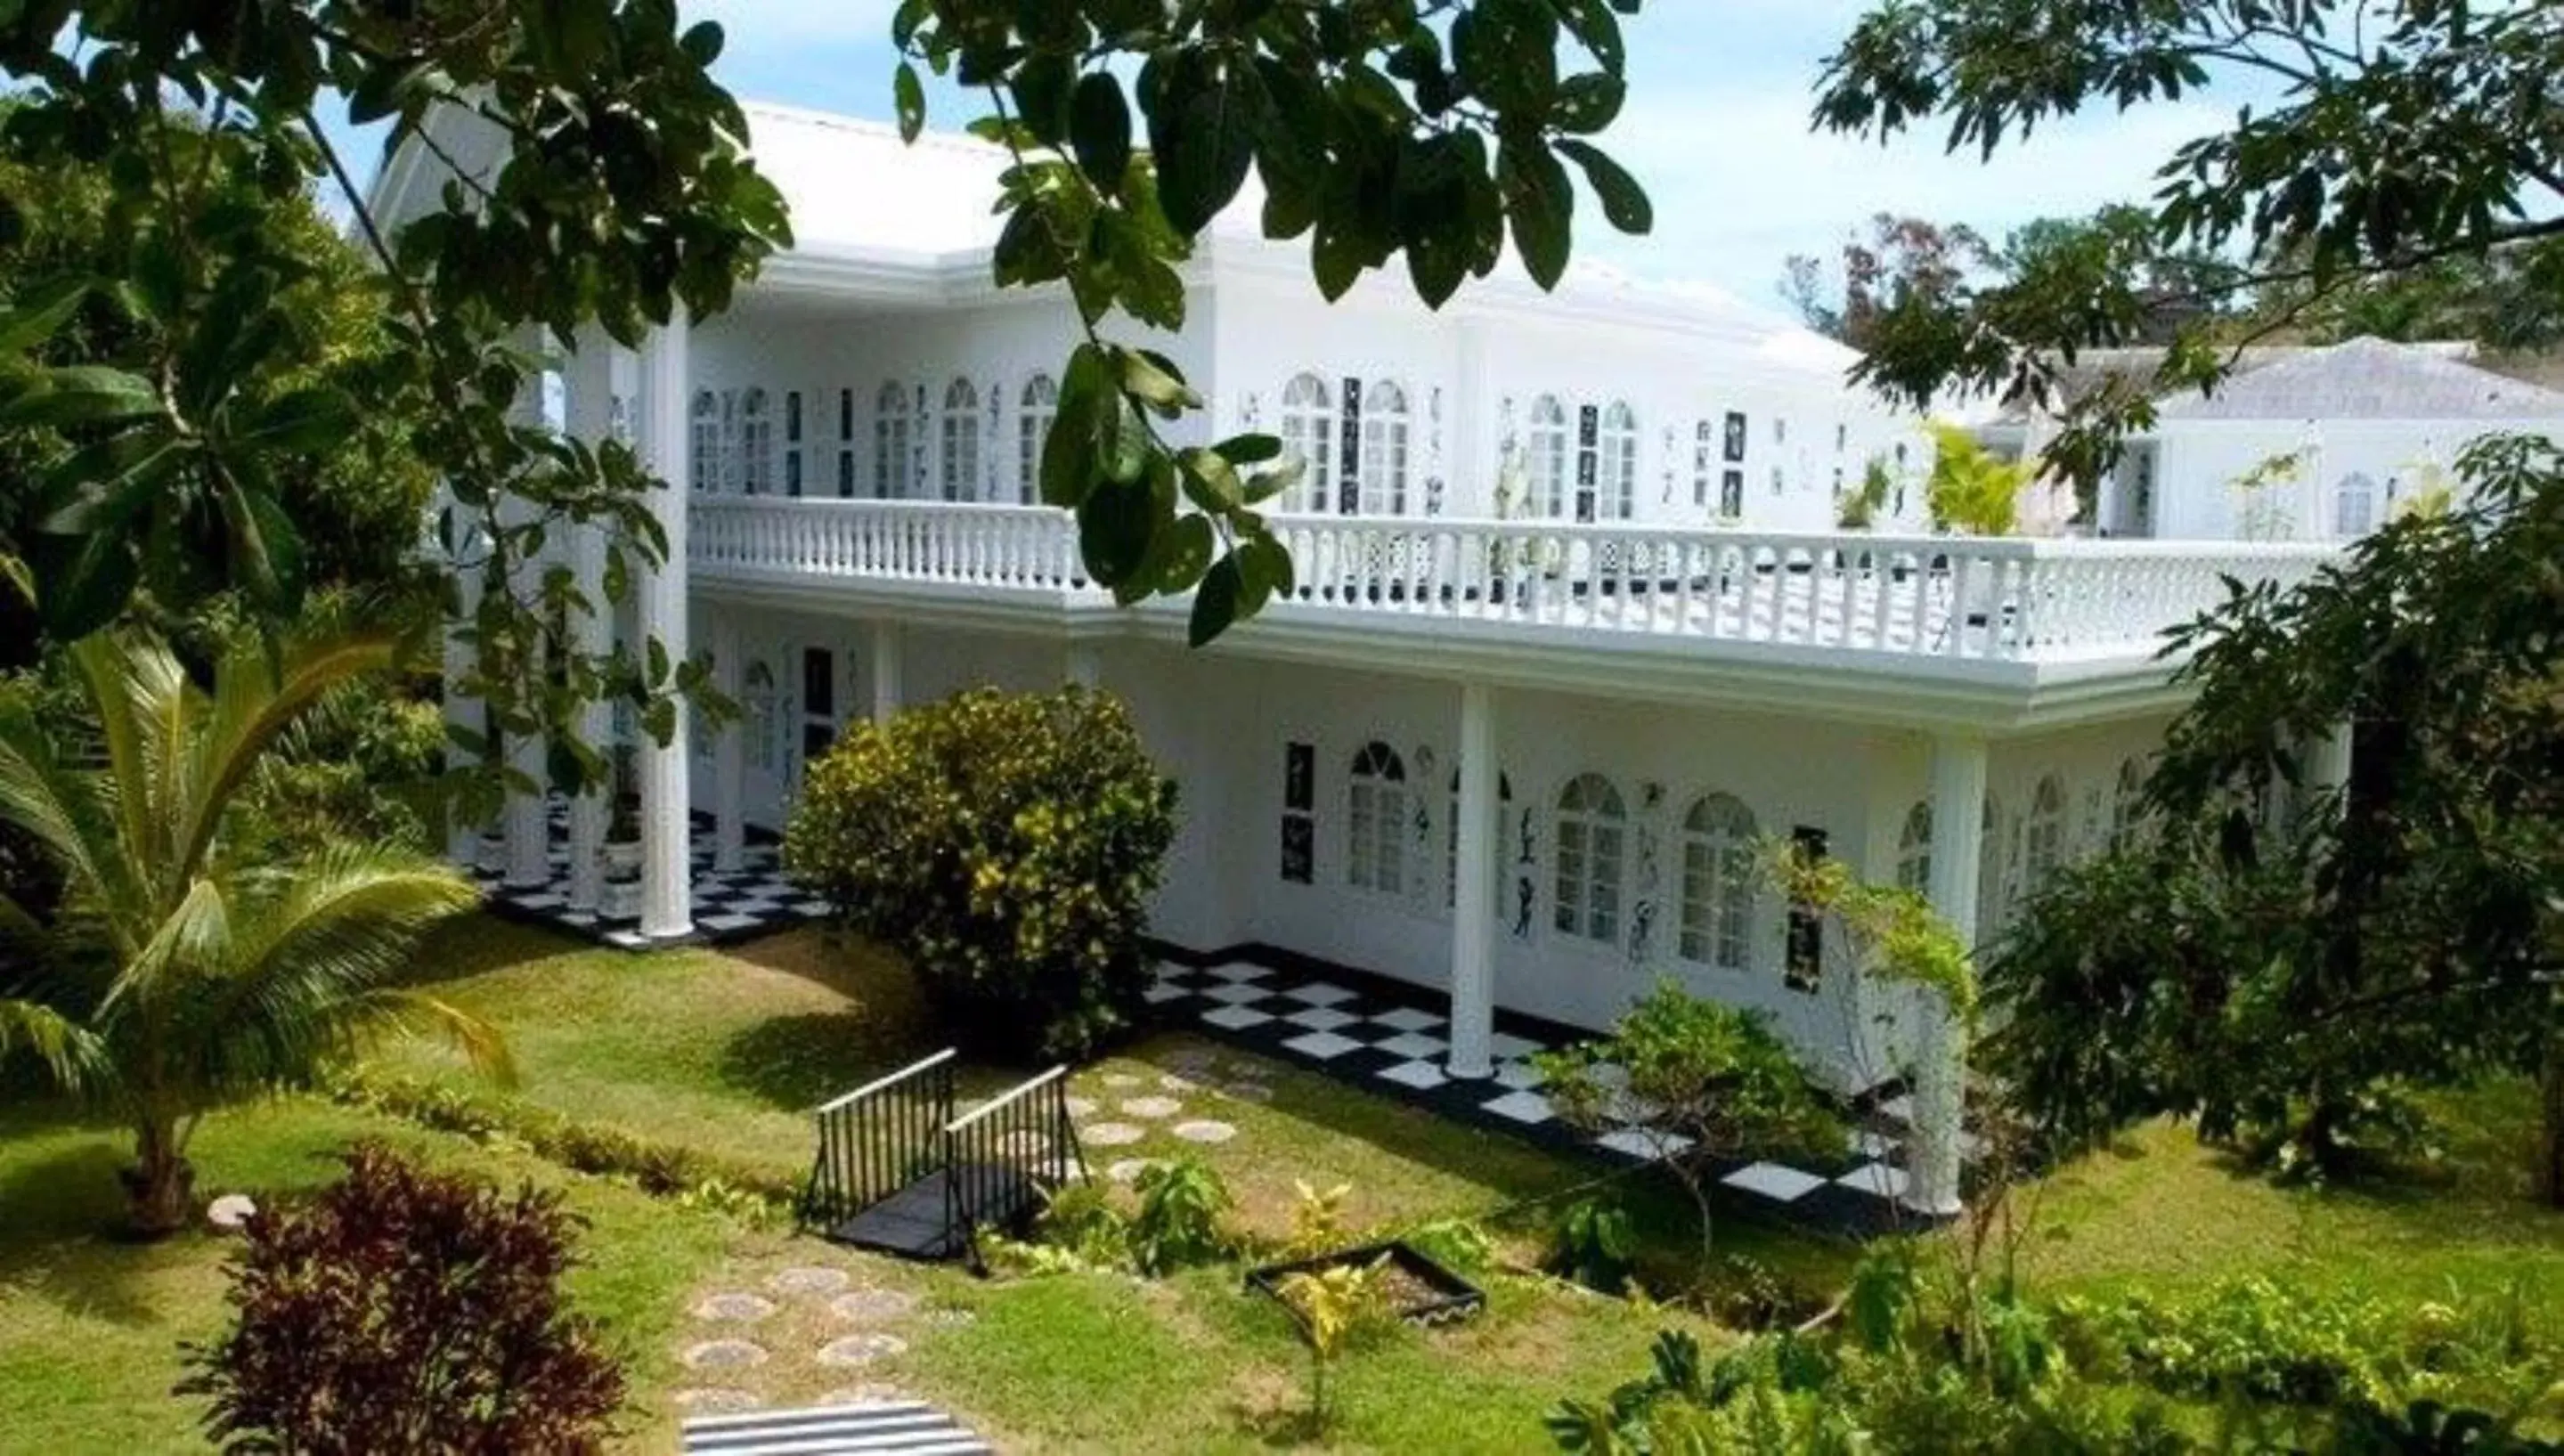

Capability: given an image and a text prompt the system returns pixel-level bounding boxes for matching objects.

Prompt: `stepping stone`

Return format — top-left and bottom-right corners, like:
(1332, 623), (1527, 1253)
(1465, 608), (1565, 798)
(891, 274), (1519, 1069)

(1102, 1073), (1142, 1089)
(1119, 1095), (1184, 1119)
(817, 1332), (909, 1369)
(692, 1292), (777, 1323)
(1083, 1121), (1146, 1147)
(767, 1265), (852, 1298)
(672, 1387), (764, 1414)
(1217, 1081), (1274, 1104)
(1162, 1048), (1221, 1075)
(1063, 1095), (1099, 1118)
(1158, 1074), (1199, 1093)
(1171, 1119), (1237, 1144)
(830, 1288), (919, 1324)
(817, 1384), (911, 1408)
(681, 1338), (769, 1371)
(1107, 1158), (1162, 1184)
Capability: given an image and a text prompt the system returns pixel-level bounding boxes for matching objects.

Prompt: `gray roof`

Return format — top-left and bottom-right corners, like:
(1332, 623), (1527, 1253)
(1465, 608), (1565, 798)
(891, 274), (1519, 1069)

(2154, 336), (2564, 421)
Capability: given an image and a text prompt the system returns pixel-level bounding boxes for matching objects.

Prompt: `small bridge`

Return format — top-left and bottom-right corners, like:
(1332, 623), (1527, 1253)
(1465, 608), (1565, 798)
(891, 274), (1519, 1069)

(804, 1049), (1085, 1264)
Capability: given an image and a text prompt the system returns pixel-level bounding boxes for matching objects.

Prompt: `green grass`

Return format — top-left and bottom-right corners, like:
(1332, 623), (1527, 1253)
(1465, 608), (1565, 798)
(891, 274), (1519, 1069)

(9, 914), (2563, 1453)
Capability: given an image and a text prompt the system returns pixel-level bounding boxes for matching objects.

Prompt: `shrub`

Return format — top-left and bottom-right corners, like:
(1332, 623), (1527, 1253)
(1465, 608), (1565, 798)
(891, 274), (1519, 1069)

(785, 686), (1178, 1061)
(180, 1143), (623, 1454)
(1548, 1195), (1637, 1292)
(1129, 1156), (1234, 1274)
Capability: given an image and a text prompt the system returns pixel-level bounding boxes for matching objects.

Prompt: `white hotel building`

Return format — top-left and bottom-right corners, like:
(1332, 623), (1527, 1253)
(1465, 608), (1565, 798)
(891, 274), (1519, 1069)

(380, 103), (2341, 1216)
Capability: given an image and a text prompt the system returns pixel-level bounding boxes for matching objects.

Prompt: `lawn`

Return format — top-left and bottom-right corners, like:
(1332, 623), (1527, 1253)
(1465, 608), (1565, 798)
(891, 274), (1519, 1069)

(6, 914), (2561, 1453)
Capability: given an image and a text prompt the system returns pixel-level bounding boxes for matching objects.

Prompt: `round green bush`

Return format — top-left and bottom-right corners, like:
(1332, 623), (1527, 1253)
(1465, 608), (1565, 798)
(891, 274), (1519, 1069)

(784, 685), (1178, 1061)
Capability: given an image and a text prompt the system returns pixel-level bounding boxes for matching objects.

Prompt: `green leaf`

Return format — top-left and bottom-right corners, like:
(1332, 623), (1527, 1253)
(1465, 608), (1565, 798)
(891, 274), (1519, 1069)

(1189, 554), (1242, 647)
(1152, 513), (1216, 594)
(1557, 140), (1651, 235)
(1216, 433), (1283, 466)
(1070, 73), (1134, 194)
(1014, 53), (1076, 147)
(1554, 74), (1626, 134)
(235, 386), (359, 452)
(894, 61), (928, 142)
(1499, 140), (1575, 289)
(1151, 54), (1262, 235)
(1079, 476), (1157, 587)
(0, 365), (161, 429)
(0, 276), (90, 354)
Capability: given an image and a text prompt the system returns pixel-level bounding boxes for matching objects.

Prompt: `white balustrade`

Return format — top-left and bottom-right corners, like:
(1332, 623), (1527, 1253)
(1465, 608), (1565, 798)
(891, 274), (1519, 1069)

(688, 496), (2340, 666)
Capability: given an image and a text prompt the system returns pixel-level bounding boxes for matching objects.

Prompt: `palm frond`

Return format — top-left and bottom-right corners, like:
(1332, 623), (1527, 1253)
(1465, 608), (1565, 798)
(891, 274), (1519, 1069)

(0, 709), (134, 956)
(178, 628), (404, 877)
(94, 876), (230, 1022)
(369, 989), (517, 1086)
(0, 996), (109, 1094)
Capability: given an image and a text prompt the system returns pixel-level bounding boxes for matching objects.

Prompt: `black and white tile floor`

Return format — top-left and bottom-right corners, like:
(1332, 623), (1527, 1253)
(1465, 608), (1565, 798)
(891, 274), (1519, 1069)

(1147, 953), (1967, 1238)
(466, 808), (832, 951)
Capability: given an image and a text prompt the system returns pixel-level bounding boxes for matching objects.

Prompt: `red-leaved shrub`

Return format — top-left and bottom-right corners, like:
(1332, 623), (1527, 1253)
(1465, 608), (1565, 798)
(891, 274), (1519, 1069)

(179, 1143), (624, 1454)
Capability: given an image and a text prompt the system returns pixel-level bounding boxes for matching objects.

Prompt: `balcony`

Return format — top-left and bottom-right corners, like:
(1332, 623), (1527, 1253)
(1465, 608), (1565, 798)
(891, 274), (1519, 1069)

(688, 497), (2340, 698)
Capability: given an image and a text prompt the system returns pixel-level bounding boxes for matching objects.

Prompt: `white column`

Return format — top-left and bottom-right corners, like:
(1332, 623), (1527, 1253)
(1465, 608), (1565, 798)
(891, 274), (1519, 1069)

(1910, 732), (1988, 1216)
(2299, 720), (2353, 828)
(1447, 681), (1499, 1078)
(637, 314), (694, 939)
(442, 508), (485, 866)
(500, 477), (553, 889)
(1064, 642), (1101, 688)
(562, 338), (620, 913)
(870, 620), (902, 723)
(712, 614), (745, 874)
(1449, 320), (1487, 515)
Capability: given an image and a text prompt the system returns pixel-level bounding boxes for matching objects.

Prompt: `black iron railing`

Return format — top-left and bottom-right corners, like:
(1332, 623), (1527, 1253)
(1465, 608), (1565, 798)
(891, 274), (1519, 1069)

(940, 1066), (1085, 1264)
(804, 1048), (956, 1232)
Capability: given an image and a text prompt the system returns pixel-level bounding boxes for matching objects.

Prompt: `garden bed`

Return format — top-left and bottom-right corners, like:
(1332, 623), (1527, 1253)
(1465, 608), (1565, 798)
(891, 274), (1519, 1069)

(1246, 1240), (1486, 1331)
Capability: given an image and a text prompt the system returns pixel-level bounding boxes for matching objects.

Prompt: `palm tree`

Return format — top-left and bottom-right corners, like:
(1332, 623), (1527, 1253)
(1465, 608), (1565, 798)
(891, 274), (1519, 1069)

(0, 625), (499, 1237)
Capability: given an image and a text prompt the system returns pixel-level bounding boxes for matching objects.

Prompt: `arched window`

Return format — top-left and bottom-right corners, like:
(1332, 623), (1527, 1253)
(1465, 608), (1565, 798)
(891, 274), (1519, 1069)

(1527, 395), (1570, 518)
(873, 383), (911, 499)
(1677, 793), (1758, 970)
(2333, 471), (2379, 537)
(1599, 402), (1639, 520)
(1280, 373), (1337, 513)
(738, 387), (773, 495)
(1360, 380), (1412, 515)
(1347, 741), (1408, 894)
(689, 390), (720, 492)
(1445, 766), (1515, 909)
(743, 660), (777, 774)
(1017, 374), (1057, 504)
(940, 378), (980, 501)
(1896, 801), (1933, 892)
(2110, 757), (2147, 848)
(1553, 774), (1628, 944)
(2025, 775), (2068, 887)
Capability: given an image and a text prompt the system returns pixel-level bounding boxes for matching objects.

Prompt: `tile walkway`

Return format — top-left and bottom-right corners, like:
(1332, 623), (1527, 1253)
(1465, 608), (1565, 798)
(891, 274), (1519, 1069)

(466, 804), (832, 951)
(1147, 952), (1964, 1238)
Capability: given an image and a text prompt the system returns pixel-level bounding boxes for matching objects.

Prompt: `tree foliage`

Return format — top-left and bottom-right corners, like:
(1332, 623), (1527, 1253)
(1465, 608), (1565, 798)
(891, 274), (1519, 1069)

(783, 685), (1177, 1061)
(0, 622), (494, 1235)
(1779, 212), (1990, 351)
(1812, 0), (2564, 484)
(898, 0), (1654, 644)
(1922, 421), (2026, 535)
(1985, 437), (2564, 1198)
(179, 1143), (625, 1455)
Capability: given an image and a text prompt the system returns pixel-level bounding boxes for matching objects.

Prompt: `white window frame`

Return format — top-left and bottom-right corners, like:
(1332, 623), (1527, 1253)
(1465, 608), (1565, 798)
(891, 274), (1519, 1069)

(1360, 379), (1413, 516)
(743, 660), (778, 775)
(1018, 374), (1058, 504)
(738, 387), (773, 496)
(2333, 471), (2379, 538)
(1599, 402), (1639, 520)
(1552, 773), (1628, 945)
(1347, 741), (1409, 895)
(874, 382), (911, 499)
(940, 378), (981, 501)
(1280, 373), (1337, 513)
(688, 390), (720, 493)
(1527, 395), (1571, 519)
(1677, 793), (1758, 971)
(1896, 801), (1933, 893)
(2026, 775), (2068, 888)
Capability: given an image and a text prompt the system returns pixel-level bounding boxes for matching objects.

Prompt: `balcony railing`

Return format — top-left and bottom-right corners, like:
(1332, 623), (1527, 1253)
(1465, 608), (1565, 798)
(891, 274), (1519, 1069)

(689, 497), (2340, 666)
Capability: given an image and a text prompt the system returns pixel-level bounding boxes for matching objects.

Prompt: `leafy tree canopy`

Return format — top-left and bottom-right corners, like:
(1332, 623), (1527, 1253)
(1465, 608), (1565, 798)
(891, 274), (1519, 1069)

(1812, 0), (2564, 484)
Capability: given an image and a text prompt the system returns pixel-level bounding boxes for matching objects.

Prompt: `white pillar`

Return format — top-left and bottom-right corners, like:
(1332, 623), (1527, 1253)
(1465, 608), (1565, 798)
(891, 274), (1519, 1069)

(499, 493), (553, 889)
(442, 509), (485, 866)
(2299, 720), (2353, 828)
(1447, 682), (1499, 1079)
(870, 620), (902, 723)
(637, 315), (694, 939)
(1910, 733), (1987, 1216)
(712, 614), (745, 874)
(1064, 642), (1101, 688)
(562, 338), (620, 914)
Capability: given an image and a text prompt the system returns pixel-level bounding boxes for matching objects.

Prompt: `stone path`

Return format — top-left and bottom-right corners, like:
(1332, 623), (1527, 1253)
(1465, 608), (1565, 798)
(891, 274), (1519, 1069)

(675, 1260), (956, 1419)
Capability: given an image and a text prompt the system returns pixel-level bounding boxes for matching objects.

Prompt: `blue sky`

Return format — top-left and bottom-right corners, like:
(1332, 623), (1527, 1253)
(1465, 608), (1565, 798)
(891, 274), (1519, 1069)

(452, 2), (2242, 314)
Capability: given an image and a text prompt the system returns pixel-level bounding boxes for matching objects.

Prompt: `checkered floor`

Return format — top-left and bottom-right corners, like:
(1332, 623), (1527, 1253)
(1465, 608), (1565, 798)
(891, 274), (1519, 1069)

(465, 808), (831, 950)
(1148, 955), (1966, 1237)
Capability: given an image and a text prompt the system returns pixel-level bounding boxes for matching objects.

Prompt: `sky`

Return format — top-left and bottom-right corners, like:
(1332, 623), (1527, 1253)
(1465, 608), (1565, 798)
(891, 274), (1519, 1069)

(369, 1), (2243, 319)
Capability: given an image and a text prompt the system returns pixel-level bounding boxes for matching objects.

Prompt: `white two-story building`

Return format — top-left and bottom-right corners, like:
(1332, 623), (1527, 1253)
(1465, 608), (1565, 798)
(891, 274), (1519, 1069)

(379, 102), (2340, 1216)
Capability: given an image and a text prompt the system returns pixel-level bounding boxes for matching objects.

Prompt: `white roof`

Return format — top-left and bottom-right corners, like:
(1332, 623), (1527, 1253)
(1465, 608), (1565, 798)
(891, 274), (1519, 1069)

(2156, 336), (2564, 421)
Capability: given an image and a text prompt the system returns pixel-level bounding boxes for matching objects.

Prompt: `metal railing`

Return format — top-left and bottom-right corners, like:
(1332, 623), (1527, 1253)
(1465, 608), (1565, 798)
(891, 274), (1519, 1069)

(940, 1065), (1083, 1265)
(804, 1048), (956, 1233)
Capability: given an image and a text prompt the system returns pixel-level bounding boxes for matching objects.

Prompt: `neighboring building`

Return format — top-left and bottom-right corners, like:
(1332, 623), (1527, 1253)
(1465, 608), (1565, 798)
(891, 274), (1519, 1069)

(1979, 337), (2564, 540)
(380, 102), (2344, 1216)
